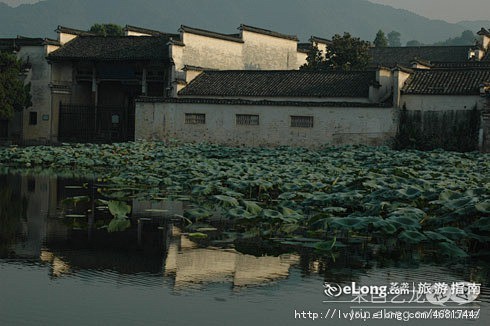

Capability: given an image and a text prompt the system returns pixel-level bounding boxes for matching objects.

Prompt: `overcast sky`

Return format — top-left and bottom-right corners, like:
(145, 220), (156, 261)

(2, 0), (489, 23)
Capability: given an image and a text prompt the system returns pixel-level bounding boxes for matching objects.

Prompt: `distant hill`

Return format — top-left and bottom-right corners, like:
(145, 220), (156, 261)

(0, 0), (485, 44)
(457, 20), (490, 32)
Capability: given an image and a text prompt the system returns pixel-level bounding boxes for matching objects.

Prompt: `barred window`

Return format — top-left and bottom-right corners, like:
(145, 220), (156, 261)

(291, 116), (314, 128)
(236, 114), (259, 126)
(185, 113), (206, 124)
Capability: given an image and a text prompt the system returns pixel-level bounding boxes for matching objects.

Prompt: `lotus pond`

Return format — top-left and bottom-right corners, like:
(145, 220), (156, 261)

(1, 142), (490, 325)
(0, 141), (489, 259)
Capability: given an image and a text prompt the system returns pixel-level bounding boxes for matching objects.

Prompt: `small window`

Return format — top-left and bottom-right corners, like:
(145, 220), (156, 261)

(291, 116), (314, 128)
(236, 114), (259, 126)
(185, 113), (206, 124)
(29, 112), (38, 125)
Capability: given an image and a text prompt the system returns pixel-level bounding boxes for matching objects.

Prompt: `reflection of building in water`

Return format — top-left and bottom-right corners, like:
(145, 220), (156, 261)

(12, 174), (60, 258)
(165, 227), (299, 288)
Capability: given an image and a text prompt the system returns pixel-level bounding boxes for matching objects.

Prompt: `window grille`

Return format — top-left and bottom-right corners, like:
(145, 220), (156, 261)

(291, 116), (313, 128)
(185, 113), (206, 124)
(236, 114), (259, 126)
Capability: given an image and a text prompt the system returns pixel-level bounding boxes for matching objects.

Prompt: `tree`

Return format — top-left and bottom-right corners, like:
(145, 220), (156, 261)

(406, 40), (422, 46)
(89, 23), (124, 36)
(373, 30), (388, 47)
(300, 45), (327, 70)
(327, 33), (371, 70)
(434, 30), (476, 46)
(300, 33), (371, 71)
(0, 53), (31, 119)
(387, 31), (401, 47)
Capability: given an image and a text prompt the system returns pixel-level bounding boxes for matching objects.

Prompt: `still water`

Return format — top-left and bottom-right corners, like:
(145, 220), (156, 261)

(1, 172), (489, 326)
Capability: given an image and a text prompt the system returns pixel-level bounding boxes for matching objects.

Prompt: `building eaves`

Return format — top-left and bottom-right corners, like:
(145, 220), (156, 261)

(124, 24), (179, 38)
(239, 24), (298, 41)
(180, 25), (244, 43)
(310, 36), (331, 45)
(477, 27), (490, 36)
(137, 97), (392, 108)
(55, 25), (95, 36)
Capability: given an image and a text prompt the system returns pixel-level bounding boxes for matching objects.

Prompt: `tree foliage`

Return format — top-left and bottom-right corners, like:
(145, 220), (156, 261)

(388, 31), (401, 47)
(434, 30), (476, 46)
(0, 52), (32, 119)
(406, 40), (422, 46)
(374, 30), (388, 47)
(89, 23), (124, 36)
(301, 32), (371, 71)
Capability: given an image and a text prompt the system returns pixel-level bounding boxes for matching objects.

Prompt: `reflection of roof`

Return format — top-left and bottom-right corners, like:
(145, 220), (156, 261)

(402, 68), (490, 95)
(179, 25), (244, 43)
(124, 25), (179, 38)
(48, 36), (170, 62)
(179, 70), (376, 98)
(369, 46), (473, 67)
(239, 24), (298, 41)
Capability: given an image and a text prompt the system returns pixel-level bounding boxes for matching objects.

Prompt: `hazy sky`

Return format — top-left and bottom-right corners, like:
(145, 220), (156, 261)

(1, 0), (489, 23)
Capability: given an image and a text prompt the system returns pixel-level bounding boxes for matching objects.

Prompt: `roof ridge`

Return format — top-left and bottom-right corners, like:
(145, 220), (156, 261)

(239, 24), (298, 41)
(180, 25), (244, 43)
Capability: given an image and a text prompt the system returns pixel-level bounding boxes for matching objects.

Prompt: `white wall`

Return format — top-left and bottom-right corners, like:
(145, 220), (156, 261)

(241, 30), (299, 70)
(16, 45), (53, 142)
(402, 95), (483, 111)
(135, 101), (396, 148)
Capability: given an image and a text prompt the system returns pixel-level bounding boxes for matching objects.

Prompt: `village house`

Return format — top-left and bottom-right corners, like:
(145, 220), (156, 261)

(43, 24), (309, 143)
(0, 36), (60, 143)
(134, 28), (490, 150)
(2, 23), (490, 150)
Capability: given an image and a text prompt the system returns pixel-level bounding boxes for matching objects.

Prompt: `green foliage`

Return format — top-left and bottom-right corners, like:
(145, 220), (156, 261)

(89, 23), (124, 36)
(406, 40), (422, 46)
(0, 142), (489, 259)
(434, 30), (475, 46)
(374, 30), (388, 47)
(394, 106), (481, 152)
(300, 32), (371, 71)
(328, 33), (371, 70)
(387, 30), (401, 47)
(0, 52), (32, 119)
(300, 45), (327, 71)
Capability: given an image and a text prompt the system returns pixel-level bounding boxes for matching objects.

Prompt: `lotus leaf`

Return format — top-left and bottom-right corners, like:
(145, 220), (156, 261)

(108, 200), (131, 218)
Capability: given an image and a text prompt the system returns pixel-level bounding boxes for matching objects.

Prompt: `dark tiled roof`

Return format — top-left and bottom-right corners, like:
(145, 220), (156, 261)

(179, 70), (376, 98)
(239, 24), (298, 41)
(55, 26), (94, 36)
(124, 25), (179, 38)
(369, 46), (473, 67)
(0, 37), (49, 51)
(477, 28), (490, 36)
(402, 68), (490, 95)
(48, 36), (170, 62)
(432, 61), (490, 69)
(138, 97), (391, 108)
(180, 25), (244, 43)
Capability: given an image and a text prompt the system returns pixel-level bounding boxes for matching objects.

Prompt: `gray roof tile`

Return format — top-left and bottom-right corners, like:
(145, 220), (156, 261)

(179, 70), (376, 98)
(402, 68), (490, 95)
(48, 36), (170, 62)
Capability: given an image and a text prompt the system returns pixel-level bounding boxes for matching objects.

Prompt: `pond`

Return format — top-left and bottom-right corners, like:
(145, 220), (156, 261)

(1, 171), (489, 326)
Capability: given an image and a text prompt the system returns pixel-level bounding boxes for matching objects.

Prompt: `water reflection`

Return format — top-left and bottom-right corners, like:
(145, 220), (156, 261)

(1, 172), (489, 326)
